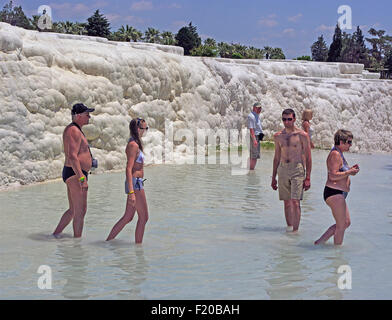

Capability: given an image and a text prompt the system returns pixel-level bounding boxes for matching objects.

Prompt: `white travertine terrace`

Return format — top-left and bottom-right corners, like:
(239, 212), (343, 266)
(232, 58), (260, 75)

(1, 22), (392, 187)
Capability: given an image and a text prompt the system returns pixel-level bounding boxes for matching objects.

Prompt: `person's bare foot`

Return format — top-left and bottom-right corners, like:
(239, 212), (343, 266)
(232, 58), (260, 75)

(314, 238), (324, 245)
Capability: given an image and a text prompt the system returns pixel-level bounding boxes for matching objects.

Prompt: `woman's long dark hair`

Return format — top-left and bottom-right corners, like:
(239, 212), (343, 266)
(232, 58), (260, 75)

(129, 118), (144, 152)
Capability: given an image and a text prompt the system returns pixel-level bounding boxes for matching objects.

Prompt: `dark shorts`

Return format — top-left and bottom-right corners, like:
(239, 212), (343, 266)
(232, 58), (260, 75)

(323, 186), (348, 202)
(250, 136), (261, 159)
(62, 166), (88, 183)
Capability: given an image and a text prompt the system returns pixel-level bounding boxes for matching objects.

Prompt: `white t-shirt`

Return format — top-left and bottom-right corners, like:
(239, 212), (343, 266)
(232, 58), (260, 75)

(247, 111), (263, 135)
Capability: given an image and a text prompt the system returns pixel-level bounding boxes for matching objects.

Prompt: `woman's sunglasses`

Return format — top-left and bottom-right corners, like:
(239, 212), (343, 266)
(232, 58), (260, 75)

(137, 118), (148, 131)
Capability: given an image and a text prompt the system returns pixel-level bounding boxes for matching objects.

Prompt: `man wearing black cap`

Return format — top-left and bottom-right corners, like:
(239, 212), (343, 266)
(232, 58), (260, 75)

(53, 103), (95, 238)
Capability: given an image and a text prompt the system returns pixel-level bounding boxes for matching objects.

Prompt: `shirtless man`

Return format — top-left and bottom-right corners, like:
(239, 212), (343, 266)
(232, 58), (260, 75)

(53, 103), (95, 238)
(271, 109), (312, 233)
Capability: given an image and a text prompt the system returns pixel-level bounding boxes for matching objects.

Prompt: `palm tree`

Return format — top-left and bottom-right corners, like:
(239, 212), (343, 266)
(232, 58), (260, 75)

(218, 42), (233, 58)
(129, 26), (142, 42)
(55, 21), (75, 34)
(204, 38), (217, 47)
(160, 31), (176, 45)
(144, 27), (160, 43)
(247, 46), (264, 59)
(117, 25), (130, 41)
(115, 25), (142, 42)
(73, 22), (87, 35)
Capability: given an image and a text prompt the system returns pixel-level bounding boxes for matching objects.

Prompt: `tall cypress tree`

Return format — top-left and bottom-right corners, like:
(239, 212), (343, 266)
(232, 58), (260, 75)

(311, 35), (328, 61)
(352, 26), (369, 66)
(86, 9), (110, 38)
(327, 24), (343, 62)
(175, 22), (201, 55)
(340, 32), (355, 63)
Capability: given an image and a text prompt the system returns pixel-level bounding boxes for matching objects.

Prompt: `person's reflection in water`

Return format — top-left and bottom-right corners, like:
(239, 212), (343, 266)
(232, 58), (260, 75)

(108, 245), (148, 299)
(265, 246), (309, 299)
(56, 240), (90, 299)
(241, 173), (263, 230)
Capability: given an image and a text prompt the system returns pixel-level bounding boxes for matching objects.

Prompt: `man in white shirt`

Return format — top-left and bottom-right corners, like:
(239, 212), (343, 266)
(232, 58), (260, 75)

(247, 102), (264, 170)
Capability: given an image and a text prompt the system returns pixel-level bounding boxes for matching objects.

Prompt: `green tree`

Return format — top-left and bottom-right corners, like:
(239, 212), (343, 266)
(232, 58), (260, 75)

(160, 31), (176, 45)
(175, 22), (201, 55)
(144, 27), (160, 43)
(352, 26), (369, 67)
(0, 1), (32, 29)
(366, 28), (392, 69)
(204, 38), (216, 47)
(190, 37), (219, 57)
(327, 24), (342, 62)
(29, 14), (40, 30)
(340, 31), (355, 63)
(218, 42), (233, 58)
(311, 35), (328, 62)
(190, 44), (219, 57)
(86, 9), (110, 38)
(231, 52), (243, 59)
(114, 25), (141, 42)
(246, 46), (264, 59)
(296, 56), (312, 61)
(56, 21), (76, 34)
(270, 47), (285, 59)
(232, 43), (247, 58)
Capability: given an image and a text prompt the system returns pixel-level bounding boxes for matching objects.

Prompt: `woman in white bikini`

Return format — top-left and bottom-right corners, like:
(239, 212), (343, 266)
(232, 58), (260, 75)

(106, 118), (149, 244)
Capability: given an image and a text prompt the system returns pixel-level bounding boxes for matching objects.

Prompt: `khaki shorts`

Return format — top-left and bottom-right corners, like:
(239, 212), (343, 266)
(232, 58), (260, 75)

(277, 162), (305, 200)
(250, 137), (261, 159)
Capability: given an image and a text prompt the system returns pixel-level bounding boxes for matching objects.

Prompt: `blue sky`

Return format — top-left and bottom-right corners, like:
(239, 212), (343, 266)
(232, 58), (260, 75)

(8, 0), (392, 58)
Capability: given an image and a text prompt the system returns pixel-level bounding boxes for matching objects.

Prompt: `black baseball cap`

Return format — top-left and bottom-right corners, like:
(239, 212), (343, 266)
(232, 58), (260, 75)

(71, 103), (95, 115)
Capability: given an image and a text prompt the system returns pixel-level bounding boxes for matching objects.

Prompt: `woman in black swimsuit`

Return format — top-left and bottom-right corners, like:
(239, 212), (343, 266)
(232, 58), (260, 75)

(315, 130), (360, 245)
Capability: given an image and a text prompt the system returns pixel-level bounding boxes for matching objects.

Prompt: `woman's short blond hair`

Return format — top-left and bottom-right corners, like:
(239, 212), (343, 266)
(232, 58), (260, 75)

(302, 109), (313, 121)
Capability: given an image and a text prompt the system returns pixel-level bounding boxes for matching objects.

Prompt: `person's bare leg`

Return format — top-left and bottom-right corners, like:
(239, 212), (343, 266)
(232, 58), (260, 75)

(66, 176), (88, 238)
(249, 158), (257, 170)
(315, 195), (346, 245)
(106, 197), (136, 241)
(314, 224), (336, 245)
(284, 200), (293, 231)
(135, 190), (149, 244)
(291, 199), (301, 232)
(53, 184), (74, 235)
(345, 206), (351, 230)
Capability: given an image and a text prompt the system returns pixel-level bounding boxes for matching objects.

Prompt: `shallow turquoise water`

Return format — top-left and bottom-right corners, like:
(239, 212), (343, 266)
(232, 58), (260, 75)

(0, 150), (391, 299)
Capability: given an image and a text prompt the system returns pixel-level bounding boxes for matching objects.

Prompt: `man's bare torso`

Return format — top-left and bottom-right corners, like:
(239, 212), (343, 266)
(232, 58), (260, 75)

(63, 124), (92, 172)
(275, 128), (307, 164)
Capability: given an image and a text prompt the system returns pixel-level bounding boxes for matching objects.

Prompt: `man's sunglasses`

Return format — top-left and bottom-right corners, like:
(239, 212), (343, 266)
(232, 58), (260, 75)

(345, 140), (352, 145)
(282, 117), (294, 122)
